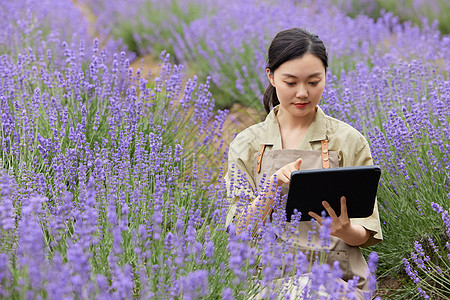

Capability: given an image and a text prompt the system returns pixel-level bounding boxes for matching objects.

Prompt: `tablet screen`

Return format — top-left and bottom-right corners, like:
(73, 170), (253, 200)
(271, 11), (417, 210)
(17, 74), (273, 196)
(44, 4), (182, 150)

(286, 165), (381, 222)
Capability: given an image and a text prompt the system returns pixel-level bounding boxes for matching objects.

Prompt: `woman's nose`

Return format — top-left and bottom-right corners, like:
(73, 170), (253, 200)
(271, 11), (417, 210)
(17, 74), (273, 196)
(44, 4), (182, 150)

(296, 85), (308, 98)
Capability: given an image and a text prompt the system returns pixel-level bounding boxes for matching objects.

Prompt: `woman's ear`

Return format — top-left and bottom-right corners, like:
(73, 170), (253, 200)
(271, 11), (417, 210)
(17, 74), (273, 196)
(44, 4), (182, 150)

(266, 68), (275, 87)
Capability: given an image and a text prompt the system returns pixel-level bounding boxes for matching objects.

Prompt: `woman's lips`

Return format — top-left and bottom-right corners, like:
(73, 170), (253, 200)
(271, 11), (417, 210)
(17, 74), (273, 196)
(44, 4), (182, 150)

(294, 102), (309, 108)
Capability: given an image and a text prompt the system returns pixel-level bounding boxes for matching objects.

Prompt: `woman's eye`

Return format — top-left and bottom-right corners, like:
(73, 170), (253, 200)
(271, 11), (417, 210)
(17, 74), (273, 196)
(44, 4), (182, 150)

(309, 81), (319, 86)
(285, 82), (296, 86)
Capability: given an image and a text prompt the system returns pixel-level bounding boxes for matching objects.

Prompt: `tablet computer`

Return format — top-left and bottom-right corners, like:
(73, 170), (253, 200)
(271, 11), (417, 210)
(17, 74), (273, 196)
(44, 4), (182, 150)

(286, 165), (381, 222)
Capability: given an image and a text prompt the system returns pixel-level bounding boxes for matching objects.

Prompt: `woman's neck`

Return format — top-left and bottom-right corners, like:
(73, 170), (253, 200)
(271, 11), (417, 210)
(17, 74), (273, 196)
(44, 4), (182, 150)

(276, 106), (316, 131)
(276, 106), (317, 149)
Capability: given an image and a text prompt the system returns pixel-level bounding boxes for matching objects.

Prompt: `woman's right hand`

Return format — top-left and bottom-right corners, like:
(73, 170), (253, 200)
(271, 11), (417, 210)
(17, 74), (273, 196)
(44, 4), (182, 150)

(270, 158), (302, 188)
(237, 158), (302, 236)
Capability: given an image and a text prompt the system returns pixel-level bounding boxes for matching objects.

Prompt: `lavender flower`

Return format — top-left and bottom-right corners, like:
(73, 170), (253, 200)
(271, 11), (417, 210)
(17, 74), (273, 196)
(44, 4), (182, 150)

(431, 202), (443, 214)
(319, 216), (332, 248)
(0, 173), (14, 231)
(177, 269), (209, 299)
(222, 287), (234, 300)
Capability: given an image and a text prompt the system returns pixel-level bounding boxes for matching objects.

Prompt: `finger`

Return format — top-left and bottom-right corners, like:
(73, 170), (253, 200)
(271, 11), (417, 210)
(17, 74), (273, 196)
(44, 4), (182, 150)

(282, 173), (291, 184)
(294, 158), (302, 170)
(279, 172), (290, 185)
(288, 159), (302, 172)
(288, 166), (298, 176)
(308, 211), (322, 224)
(340, 196), (348, 219)
(322, 201), (338, 220)
(275, 169), (293, 186)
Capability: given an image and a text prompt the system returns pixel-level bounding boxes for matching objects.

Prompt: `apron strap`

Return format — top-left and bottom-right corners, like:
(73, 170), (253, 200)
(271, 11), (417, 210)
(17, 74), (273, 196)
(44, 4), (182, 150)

(256, 144), (266, 173)
(321, 140), (330, 169)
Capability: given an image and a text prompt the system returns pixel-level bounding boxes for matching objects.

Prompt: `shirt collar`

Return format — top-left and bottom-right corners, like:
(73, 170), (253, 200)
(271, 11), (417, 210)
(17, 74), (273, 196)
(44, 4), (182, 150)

(261, 105), (328, 148)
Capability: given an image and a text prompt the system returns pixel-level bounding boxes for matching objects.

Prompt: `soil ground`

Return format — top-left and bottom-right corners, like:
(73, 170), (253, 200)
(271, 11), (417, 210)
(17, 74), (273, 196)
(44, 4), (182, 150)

(375, 276), (406, 298)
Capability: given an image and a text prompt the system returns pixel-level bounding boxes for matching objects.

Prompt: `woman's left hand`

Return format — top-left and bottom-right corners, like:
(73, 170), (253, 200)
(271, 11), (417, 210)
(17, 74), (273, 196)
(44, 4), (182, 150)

(308, 196), (370, 246)
(308, 196), (350, 239)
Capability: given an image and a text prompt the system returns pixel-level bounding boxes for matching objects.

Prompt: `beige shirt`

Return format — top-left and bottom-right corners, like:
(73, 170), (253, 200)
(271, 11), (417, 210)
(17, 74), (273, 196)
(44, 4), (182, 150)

(225, 105), (382, 247)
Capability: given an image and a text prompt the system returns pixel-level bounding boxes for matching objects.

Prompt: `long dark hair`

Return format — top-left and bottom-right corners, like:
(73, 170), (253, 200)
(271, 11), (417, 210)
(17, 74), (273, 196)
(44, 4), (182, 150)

(263, 28), (328, 113)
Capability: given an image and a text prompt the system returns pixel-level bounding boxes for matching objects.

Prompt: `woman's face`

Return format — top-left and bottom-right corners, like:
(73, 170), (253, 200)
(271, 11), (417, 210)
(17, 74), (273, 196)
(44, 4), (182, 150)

(267, 53), (326, 119)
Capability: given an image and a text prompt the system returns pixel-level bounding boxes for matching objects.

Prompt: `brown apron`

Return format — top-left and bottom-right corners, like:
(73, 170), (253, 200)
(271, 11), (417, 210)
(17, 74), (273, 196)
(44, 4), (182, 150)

(252, 142), (370, 294)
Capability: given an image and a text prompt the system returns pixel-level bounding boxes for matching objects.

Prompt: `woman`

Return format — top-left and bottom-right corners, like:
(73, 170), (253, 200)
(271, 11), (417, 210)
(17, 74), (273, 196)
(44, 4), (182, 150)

(225, 28), (382, 298)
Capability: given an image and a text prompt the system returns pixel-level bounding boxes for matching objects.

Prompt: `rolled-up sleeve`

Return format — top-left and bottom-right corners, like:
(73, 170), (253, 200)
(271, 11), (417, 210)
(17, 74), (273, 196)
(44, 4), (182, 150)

(224, 134), (257, 227)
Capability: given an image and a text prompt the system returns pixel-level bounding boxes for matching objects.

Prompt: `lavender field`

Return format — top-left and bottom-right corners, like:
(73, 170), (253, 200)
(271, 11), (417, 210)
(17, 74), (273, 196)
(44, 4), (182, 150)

(0, 0), (449, 299)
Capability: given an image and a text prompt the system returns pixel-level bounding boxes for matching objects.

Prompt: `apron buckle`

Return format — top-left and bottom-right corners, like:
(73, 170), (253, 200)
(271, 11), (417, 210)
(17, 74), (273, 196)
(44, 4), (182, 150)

(321, 140), (330, 169)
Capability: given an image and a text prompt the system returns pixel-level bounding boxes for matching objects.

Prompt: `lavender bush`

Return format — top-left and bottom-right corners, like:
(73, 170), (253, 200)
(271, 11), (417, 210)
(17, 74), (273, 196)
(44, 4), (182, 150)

(402, 202), (450, 299)
(0, 0), (124, 68)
